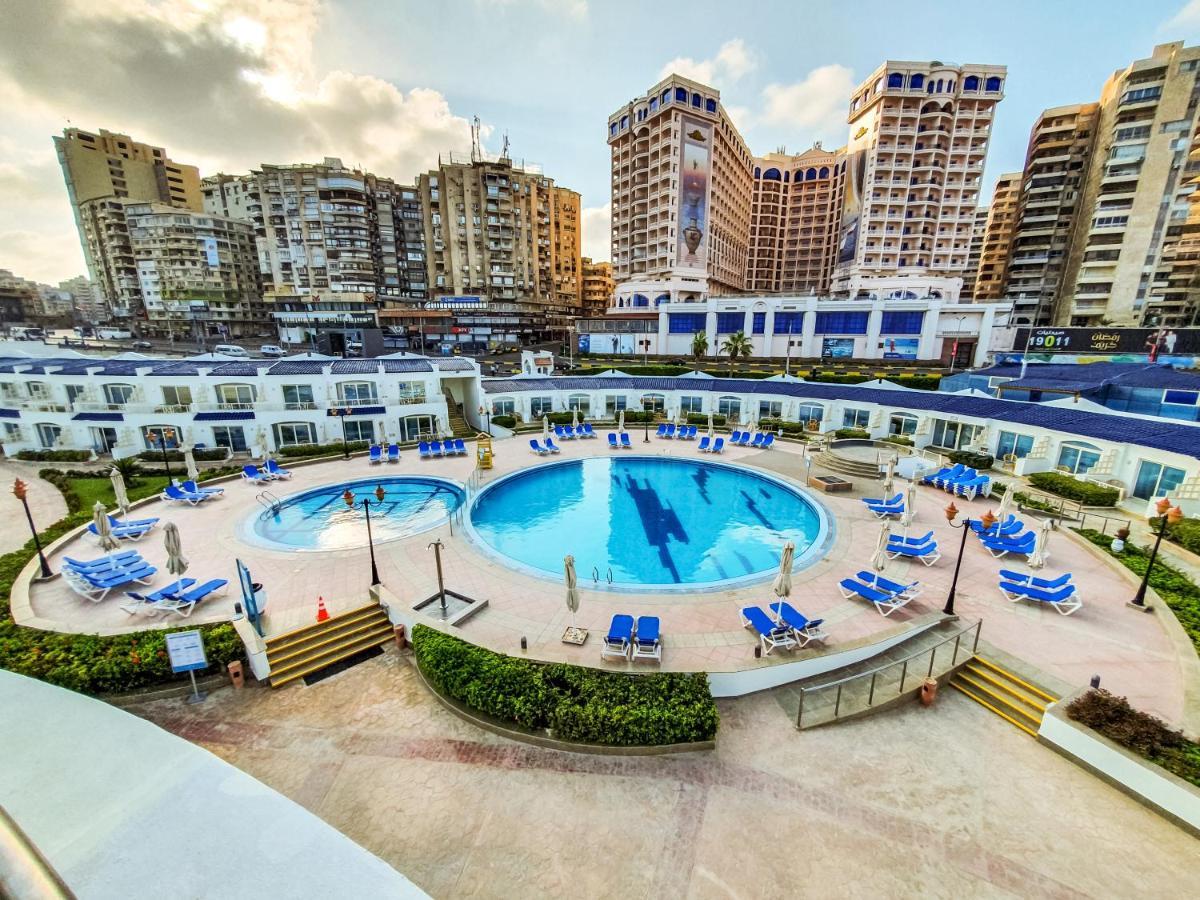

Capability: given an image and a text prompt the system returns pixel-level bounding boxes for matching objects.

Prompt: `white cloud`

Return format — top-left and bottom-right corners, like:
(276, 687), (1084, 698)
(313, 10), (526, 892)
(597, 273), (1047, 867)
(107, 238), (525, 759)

(1163, 0), (1200, 33)
(759, 64), (856, 148)
(581, 203), (611, 262)
(659, 39), (758, 87)
(476, 0), (588, 20)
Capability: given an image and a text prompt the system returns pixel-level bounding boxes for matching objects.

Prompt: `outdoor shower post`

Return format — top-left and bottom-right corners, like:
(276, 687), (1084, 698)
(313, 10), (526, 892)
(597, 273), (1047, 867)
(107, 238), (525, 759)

(428, 539), (446, 612)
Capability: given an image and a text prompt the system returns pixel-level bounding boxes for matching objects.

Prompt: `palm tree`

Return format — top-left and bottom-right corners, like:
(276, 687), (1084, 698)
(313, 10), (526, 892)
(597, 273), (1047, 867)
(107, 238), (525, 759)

(721, 331), (752, 376)
(690, 331), (708, 371)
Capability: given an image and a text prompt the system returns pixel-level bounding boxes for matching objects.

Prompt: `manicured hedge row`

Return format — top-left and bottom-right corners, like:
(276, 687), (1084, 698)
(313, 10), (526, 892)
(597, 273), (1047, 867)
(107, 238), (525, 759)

(490, 414), (517, 429)
(15, 449), (91, 462)
(277, 440), (370, 458)
(136, 448), (229, 462)
(757, 418), (808, 435)
(833, 428), (870, 440)
(948, 450), (994, 470)
(686, 413), (727, 426)
(1066, 689), (1200, 788)
(1029, 472), (1119, 507)
(880, 435), (914, 446)
(1160, 516), (1200, 557)
(412, 624), (719, 746)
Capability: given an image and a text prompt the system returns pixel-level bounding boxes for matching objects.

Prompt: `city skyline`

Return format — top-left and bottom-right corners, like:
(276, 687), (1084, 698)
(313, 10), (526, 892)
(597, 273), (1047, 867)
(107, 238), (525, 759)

(4, 0), (1200, 286)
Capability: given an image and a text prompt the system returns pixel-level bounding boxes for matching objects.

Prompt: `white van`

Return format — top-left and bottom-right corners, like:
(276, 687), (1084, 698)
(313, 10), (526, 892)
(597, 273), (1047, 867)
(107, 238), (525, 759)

(213, 344), (249, 358)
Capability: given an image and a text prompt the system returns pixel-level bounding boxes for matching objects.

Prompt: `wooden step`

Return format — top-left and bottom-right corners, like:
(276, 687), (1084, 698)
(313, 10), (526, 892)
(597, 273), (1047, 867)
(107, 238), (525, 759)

(269, 624), (395, 688)
(959, 663), (1050, 714)
(971, 656), (1059, 703)
(954, 672), (1042, 726)
(266, 603), (384, 652)
(265, 606), (388, 659)
(949, 682), (1039, 737)
(267, 615), (393, 670)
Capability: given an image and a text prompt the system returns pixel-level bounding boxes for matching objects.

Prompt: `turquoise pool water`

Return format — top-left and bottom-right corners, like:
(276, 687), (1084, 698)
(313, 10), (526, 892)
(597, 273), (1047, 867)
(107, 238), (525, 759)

(249, 477), (464, 550)
(467, 457), (826, 590)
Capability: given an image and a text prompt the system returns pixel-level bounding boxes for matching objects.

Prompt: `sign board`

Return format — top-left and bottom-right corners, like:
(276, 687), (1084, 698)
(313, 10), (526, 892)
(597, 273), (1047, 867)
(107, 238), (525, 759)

(326, 407), (351, 417)
(821, 337), (856, 359)
(166, 630), (208, 674)
(425, 296), (487, 310)
(1014, 327), (1200, 362)
(881, 337), (919, 360)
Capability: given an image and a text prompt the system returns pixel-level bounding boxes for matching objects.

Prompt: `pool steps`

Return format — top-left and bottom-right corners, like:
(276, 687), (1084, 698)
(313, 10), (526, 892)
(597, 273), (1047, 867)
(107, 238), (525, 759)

(266, 603), (393, 688)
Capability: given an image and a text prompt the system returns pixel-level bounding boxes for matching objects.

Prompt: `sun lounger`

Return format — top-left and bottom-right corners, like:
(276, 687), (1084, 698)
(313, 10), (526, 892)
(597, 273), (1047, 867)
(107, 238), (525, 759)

(731, 430), (742, 444)
(697, 435), (712, 452)
(923, 463), (964, 486)
(741, 606), (798, 654)
(998, 569), (1072, 590)
(620, 433), (632, 449)
(887, 530), (935, 547)
(64, 551), (142, 572)
(981, 533), (1037, 559)
(88, 521), (153, 542)
(582, 423), (596, 438)
(529, 439), (548, 455)
(121, 578), (198, 616)
(767, 601), (827, 647)
(971, 514), (1021, 537)
(159, 578), (229, 617)
(453, 438), (467, 455)
(239, 465), (269, 485)
(607, 433), (619, 449)
(838, 578), (914, 616)
(632, 616), (662, 662)
(998, 580), (1081, 615)
(855, 571), (922, 600)
(368, 444), (383, 464)
(762, 433), (775, 449)
(544, 437), (561, 453)
(419, 441), (432, 459)
(430, 440), (444, 456)
(752, 433), (765, 448)
(656, 424), (668, 438)
(64, 562), (157, 602)
(387, 443), (400, 462)
(712, 437), (725, 454)
(164, 483), (213, 504)
(180, 481), (222, 497)
(601, 614), (635, 660)
(954, 475), (991, 500)
(885, 540), (941, 566)
(865, 493), (904, 509)
(108, 514), (160, 528)
(266, 459), (292, 480)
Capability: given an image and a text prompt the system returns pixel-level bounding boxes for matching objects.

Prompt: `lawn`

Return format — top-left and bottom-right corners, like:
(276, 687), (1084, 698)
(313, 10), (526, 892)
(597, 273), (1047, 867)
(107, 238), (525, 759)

(67, 475), (171, 511)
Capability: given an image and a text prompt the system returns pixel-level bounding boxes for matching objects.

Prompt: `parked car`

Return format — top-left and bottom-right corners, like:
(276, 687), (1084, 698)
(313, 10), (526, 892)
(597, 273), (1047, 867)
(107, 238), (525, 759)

(132, 340), (153, 350)
(213, 344), (249, 358)
(345, 341), (363, 357)
(259, 344), (285, 358)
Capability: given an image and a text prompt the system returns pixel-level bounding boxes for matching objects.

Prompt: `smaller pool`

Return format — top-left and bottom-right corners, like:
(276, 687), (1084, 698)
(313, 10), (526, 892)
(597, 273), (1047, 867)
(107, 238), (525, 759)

(248, 477), (465, 551)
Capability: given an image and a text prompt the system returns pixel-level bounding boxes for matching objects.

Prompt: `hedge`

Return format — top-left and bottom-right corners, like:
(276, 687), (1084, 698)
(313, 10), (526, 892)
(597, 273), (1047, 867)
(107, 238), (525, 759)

(833, 428), (870, 440)
(948, 450), (994, 470)
(277, 440), (370, 458)
(412, 624), (719, 746)
(15, 449), (91, 462)
(136, 448), (229, 462)
(1028, 471), (1119, 507)
(758, 418), (808, 435)
(1159, 516), (1200, 557)
(490, 414), (517, 429)
(1066, 689), (1200, 788)
(686, 413), (726, 426)
(880, 435), (914, 446)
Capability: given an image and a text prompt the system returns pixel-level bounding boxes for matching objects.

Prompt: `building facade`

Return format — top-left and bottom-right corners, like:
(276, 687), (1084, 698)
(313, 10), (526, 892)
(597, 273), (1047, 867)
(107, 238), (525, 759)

(607, 75), (754, 301)
(973, 172), (1022, 300)
(0, 271), (39, 328)
(830, 60), (1007, 300)
(581, 258), (615, 316)
(1155, 128), (1200, 326)
(962, 207), (989, 298)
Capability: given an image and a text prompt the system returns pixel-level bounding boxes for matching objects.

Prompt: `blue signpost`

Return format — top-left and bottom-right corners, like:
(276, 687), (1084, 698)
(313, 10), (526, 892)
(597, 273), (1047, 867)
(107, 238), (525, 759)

(166, 629), (208, 704)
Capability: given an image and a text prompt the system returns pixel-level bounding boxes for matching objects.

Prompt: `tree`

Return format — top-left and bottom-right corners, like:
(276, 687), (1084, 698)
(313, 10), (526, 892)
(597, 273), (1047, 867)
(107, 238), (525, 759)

(721, 331), (753, 375)
(690, 331), (708, 371)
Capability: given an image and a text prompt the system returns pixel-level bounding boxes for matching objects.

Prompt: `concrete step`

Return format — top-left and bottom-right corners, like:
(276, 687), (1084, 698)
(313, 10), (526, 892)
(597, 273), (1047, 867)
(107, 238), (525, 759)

(949, 655), (1059, 737)
(266, 603), (394, 688)
(812, 451), (881, 479)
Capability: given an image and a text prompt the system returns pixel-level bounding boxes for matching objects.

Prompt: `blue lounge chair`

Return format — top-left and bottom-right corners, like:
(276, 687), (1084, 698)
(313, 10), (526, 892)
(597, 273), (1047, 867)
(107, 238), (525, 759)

(601, 614), (635, 660)
(165, 483), (212, 504)
(751, 433), (765, 448)
(656, 424), (668, 438)
(239, 465), (268, 485)
(544, 437), (561, 453)
(64, 551), (142, 572)
(856, 571), (922, 600)
(923, 463), (964, 486)
(632, 616), (662, 662)
(368, 444), (383, 464)
(740, 606), (797, 654)
(108, 514), (160, 529)
(867, 503), (904, 520)
(998, 580), (1081, 615)
(88, 521), (153, 542)
(940, 468), (977, 490)
(63, 562), (157, 601)
(712, 437), (725, 454)
(888, 530), (935, 547)
(697, 436), (712, 452)
(864, 493), (904, 509)
(430, 440), (443, 456)
(981, 532), (1036, 559)
(418, 441), (432, 459)
(999, 569), (1072, 590)
(620, 433), (632, 449)
(954, 475), (991, 500)
(529, 439), (548, 455)
(885, 540), (941, 566)
(159, 578), (229, 617)
(582, 423), (596, 438)
(767, 601), (827, 647)
(180, 481), (222, 497)
(607, 433), (619, 449)
(971, 514), (1021, 537)
(731, 430), (743, 444)
(454, 438), (467, 455)
(121, 578), (197, 616)
(762, 433), (775, 449)
(837, 578), (914, 616)
(554, 425), (567, 441)
(387, 443), (400, 463)
(266, 459), (292, 480)
(665, 423), (677, 439)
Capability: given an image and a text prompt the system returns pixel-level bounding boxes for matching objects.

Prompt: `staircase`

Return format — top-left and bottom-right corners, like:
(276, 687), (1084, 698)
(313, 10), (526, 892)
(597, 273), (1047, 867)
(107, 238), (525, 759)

(265, 603), (394, 689)
(811, 449), (881, 479)
(443, 392), (472, 436)
(950, 656), (1059, 736)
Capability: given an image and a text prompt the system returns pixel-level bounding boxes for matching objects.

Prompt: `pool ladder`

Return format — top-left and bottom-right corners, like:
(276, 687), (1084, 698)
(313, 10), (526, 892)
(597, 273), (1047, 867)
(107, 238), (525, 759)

(256, 490), (282, 515)
(592, 566), (613, 586)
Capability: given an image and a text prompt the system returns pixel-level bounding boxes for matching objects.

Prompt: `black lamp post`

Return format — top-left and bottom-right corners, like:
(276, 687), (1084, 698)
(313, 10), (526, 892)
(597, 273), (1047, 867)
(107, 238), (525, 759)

(13, 478), (51, 578)
(942, 502), (996, 617)
(328, 407), (351, 459)
(1133, 497), (1182, 608)
(344, 484), (386, 585)
(152, 427), (175, 484)
(643, 400), (651, 443)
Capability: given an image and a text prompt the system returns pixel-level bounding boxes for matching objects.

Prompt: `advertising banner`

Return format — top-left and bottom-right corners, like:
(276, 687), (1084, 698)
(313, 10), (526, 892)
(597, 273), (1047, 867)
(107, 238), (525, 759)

(202, 236), (220, 268)
(836, 106), (878, 266)
(881, 337), (919, 359)
(1013, 327), (1200, 363)
(577, 334), (590, 354)
(677, 117), (713, 270)
(821, 337), (856, 359)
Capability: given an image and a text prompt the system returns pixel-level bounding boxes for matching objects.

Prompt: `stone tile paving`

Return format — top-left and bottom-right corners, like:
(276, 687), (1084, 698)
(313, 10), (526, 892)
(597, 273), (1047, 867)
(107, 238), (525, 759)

(0, 459), (68, 554)
(129, 651), (1198, 899)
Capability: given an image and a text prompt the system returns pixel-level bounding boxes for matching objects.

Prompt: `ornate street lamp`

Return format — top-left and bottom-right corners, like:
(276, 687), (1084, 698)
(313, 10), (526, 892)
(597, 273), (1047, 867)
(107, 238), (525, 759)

(344, 484), (387, 585)
(13, 478), (51, 578)
(1132, 497), (1183, 608)
(151, 427), (176, 483)
(943, 502), (996, 616)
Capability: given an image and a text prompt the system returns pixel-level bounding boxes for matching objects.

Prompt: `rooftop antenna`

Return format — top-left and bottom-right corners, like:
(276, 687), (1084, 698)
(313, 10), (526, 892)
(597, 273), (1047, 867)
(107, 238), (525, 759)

(501, 132), (510, 160)
(470, 116), (482, 164)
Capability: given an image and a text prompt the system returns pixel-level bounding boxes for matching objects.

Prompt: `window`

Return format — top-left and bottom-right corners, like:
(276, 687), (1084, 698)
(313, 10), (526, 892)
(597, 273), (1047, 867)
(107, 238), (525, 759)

(815, 311), (869, 334)
(343, 419), (375, 443)
(759, 400), (783, 418)
(396, 382), (426, 404)
(160, 386), (192, 409)
(910, 74), (925, 89)
(212, 426), (247, 452)
(887, 72), (904, 88)
(142, 425), (180, 449)
(1115, 125), (1152, 142)
(996, 431), (1033, 460)
(1132, 460), (1186, 501)
(773, 311), (804, 334)
(985, 76), (1002, 92)
(103, 383), (134, 406)
(567, 394), (590, 413)
(717, 396), (741, 419)
(65, 384), (86, 405)
(705, 98), (717, 113)
(842, 408), (870, 429)
(1109, 142), (1146, 160)
(282, 384), (315, 409)
(35, 423), (61, 449)
(1163, 389), (1199, 406)
(642, 393), (665, 412)
(881, 311), (924, 334)
(1121, 86), (1161, 104)
(675, 87), (688, 102)
(716, 312), (744, 334)
(797, 403), (824, 424)
(337, 381), (378, 404)
(889, 413), (917, 436)
(491, 398), (515, 416)
(1056, 442), (1101, 475)
(752, 312), (766, 335)
(669, 313), (706, 333)
(530, 396), (554, 417)
(691, 92), (701, 107)
(932, 419), (981, 450)
(679, 395), (704, 414)
(274, 422), (317, 447)
(963, 75), (979, 91)
(215, 383), (255, 408)
(605, 395), (628, 414)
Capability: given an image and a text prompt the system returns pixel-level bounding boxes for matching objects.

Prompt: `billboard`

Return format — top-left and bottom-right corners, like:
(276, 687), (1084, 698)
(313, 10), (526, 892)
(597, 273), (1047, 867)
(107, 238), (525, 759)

(822, 337), (856, 359)
(577, 334), (590, 353)
(202, 236), (220, 268)
(1013, 327), (1200, 363)
(677, 117), (713, 270)
(836, 106), (878, 266)
(881, 337), (919, 360)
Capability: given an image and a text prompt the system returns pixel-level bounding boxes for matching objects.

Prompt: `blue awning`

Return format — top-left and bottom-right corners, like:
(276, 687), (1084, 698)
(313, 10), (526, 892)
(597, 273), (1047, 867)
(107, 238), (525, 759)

(194, 411), (256, 421)
(346, 405), (386, 416)
(0, 409), (19, 419)
(72, 412), (123, 422)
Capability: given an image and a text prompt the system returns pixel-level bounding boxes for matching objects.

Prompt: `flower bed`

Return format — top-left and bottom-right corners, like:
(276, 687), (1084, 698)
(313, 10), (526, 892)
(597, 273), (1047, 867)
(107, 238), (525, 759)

(1066, 689), (1200, 788)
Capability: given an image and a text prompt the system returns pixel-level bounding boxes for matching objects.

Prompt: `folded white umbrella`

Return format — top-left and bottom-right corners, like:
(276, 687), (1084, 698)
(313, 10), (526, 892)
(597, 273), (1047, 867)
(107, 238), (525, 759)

(164, 521), (189, 577)
(543, 415), (551, 439)
(996, 485), (1013, 521)
(571, 407), (579, 429)
(1029, 518), (1052, 569)
(109, 467), (130, 516)
(707, 410), (714, 436)
(93, 501), (117, 552)
(564, 554), (580, 626)
(901, 479), (917, 528)
(771, 541), (795, 621)
(618, 409), (625, 432)
(183, 446), (200, 483)
(872, 522), (891, 572)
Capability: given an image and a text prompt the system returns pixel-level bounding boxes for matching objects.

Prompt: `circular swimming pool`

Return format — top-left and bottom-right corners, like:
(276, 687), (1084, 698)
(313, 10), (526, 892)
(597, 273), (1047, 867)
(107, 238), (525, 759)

(247, 476), (465, 551)
(467, 456), (829, 591)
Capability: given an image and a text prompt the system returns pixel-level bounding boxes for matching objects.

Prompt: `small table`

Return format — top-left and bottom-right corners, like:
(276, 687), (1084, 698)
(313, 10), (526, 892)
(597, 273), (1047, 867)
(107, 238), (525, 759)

(810, 475), (853, 493)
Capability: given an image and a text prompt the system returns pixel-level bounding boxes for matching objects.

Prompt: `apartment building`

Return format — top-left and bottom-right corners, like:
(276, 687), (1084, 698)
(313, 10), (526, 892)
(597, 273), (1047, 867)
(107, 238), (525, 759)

(962, 207), (988, 298)
(1058, 42), (1200, 325)
(0, 270), (39, 327)
(1155, 128), (1200, 326)
(1003, 103), (1099, 325)
(747, 146), (847, 296)
(581, 258), (615, 316)
(973, 172), (1022, 300)
(57, 276), (108, 326)
(831, 61), (1007, 300)
(607, 75), (754, 303)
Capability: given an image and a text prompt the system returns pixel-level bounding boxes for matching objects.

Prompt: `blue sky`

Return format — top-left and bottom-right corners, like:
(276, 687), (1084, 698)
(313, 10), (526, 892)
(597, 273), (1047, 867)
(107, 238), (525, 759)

(4, 0), (1200, 282)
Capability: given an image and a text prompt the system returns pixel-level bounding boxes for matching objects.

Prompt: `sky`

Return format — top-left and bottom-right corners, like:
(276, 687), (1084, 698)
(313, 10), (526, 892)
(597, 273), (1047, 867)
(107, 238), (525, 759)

(3, 0), (1200, 285)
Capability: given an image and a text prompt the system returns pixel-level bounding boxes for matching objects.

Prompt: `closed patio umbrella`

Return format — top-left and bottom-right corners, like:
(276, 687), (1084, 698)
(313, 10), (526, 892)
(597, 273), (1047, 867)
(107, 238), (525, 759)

(996, 484), (1014, 521)
(882, 454), (896, 499)
(618, 409), (625, 432)
(571, 407), (579, 429)
(771, 541), (795, 621)
(183, 446), (200, 483)
(564, 554), (580, 627)
(93, 501), (117, 552)
(1029, 518), (1053, 569)
(109, 466), (130, 516)
(164, 521), (188, 577)
(872, 521), (891, 572)
(542, 415), (551, 440)
(707, 410), (714, 436)
(901, 479), (917, 529)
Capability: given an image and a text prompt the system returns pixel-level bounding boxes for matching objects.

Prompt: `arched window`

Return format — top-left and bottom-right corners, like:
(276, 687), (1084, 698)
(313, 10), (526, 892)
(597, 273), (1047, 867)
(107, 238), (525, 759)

(887, 72), (904, 88)
(632, 293), (649, 307)
(935, 79), (944, 92)
(691, 92), (702, 107)
(783, 171), (790, 182)
(609, 122), (617, 137)
(653, 293), (670, 306)
(964, 75), (979, 91)
(806, 167), (818, 180)
(662, 88), (671, 103)
(754, 166), (761, 178)
(910, 73), (925, 89)
(705, 98), (717, 113)
(675, 87), (688, 102)
(985, 76), (1002, 92)
(567, 393), (590, 414)
(649, 97), (657, 111)
(819, 166), (829, 178)
(927, 82), (935, 94)
(641, 393), (666, 412)
(763, 167), (782, 180)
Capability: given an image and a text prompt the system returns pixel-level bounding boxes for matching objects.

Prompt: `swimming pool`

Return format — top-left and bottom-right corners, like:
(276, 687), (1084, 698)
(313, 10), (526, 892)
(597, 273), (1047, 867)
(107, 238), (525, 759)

(467, 456), (829, 591)
(247, 477), (465, 551)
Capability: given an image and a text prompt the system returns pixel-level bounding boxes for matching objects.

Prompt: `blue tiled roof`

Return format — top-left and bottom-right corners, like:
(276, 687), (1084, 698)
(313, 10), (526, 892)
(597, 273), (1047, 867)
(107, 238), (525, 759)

(194, 411), (255, 421)
(482, 375), (1200, 459)
(330, 360), (381, 375)
(72, 412), (123, 422)
(434, 358), (476, 372)
(382, 358), (435, 373)
(205, 362), (272, 376)
(144, 361), (212, 376)
(267, 360), (328, 375)
(973, 362), (1200, 393)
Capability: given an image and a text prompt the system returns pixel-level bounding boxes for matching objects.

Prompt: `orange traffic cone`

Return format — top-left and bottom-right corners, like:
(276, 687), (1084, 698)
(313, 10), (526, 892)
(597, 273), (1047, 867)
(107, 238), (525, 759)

(316, 596), (329, 623)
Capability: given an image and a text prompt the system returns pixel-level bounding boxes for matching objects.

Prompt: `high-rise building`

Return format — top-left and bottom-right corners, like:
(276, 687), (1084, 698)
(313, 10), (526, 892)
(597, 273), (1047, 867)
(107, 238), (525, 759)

(57, 276), (107, 325)
(962, 207), (988, 298)
(581, 258), (615, 316)
(831, 61), (1007, 300)
(0, 270), (39, 327)
(1156, 129), (1200, 326)
(607, 75), (754, 303)
(747, 146), (847, 295)
(973, 172), (1021, 300)
(1057, 43), (1200, 325)
(1002, 103), (1099, 325)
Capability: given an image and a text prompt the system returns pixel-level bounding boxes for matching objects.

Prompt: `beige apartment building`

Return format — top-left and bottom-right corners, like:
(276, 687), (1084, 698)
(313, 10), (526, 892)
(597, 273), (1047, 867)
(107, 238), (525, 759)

(962, 207), (988, 298)
(747, 146), (846, 295)
(973, 171), (1021, 300)
(1056, 42), (1200, 325)
(581, 257), (614, 316)
(831, 60), (1006, 299)
(607, 74), (754, 302)
(1155, 128), (1200, 326)
(1002, 103), (1099, 325)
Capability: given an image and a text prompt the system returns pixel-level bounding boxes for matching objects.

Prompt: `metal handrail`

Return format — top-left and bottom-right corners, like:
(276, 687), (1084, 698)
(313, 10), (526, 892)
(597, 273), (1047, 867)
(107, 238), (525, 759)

(796, 619), (982, 728)
(0, 804), (75, 899)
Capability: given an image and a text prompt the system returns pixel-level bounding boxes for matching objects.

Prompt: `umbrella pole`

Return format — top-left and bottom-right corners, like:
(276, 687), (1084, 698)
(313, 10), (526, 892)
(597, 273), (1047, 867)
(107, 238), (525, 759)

(429, 540), (446, 612)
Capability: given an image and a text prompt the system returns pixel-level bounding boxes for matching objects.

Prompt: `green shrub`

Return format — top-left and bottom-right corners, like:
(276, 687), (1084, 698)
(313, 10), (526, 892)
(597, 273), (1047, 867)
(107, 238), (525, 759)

(757, 418), (808, 435)
(412, 625), (719, 746)
(1161, 517), (1200, 556)
(490, 414), (517, 429)
(948, 450), (994, 471)
(136, 448), (228, 462)
(686, 413), (726, 426)
(833, 428), (870, 440)
(1066, 689), (1200, 788)
(276, 440), (370, 458)
(1029, 472), (1118, 507)
(14, 449), (91, 462)
(880, 435), (914, 446)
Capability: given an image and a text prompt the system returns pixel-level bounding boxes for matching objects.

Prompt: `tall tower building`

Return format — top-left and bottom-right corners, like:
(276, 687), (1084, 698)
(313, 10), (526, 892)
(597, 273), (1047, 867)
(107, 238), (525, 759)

(1156, 129), (1200, 326)
(1003, 103), (1099, 325)
(973, 172), (1022, 300)
(962, 207), (989, 298)
(580, 258), (615, 316)
(747, 146), (847, 295)
(607, 75), (754, 303)
(831, 61), (1006, 300)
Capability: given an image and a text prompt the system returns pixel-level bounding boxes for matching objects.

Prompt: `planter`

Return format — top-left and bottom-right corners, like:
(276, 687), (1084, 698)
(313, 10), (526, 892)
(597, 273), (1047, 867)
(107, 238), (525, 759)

(920, 677), (938, 706)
